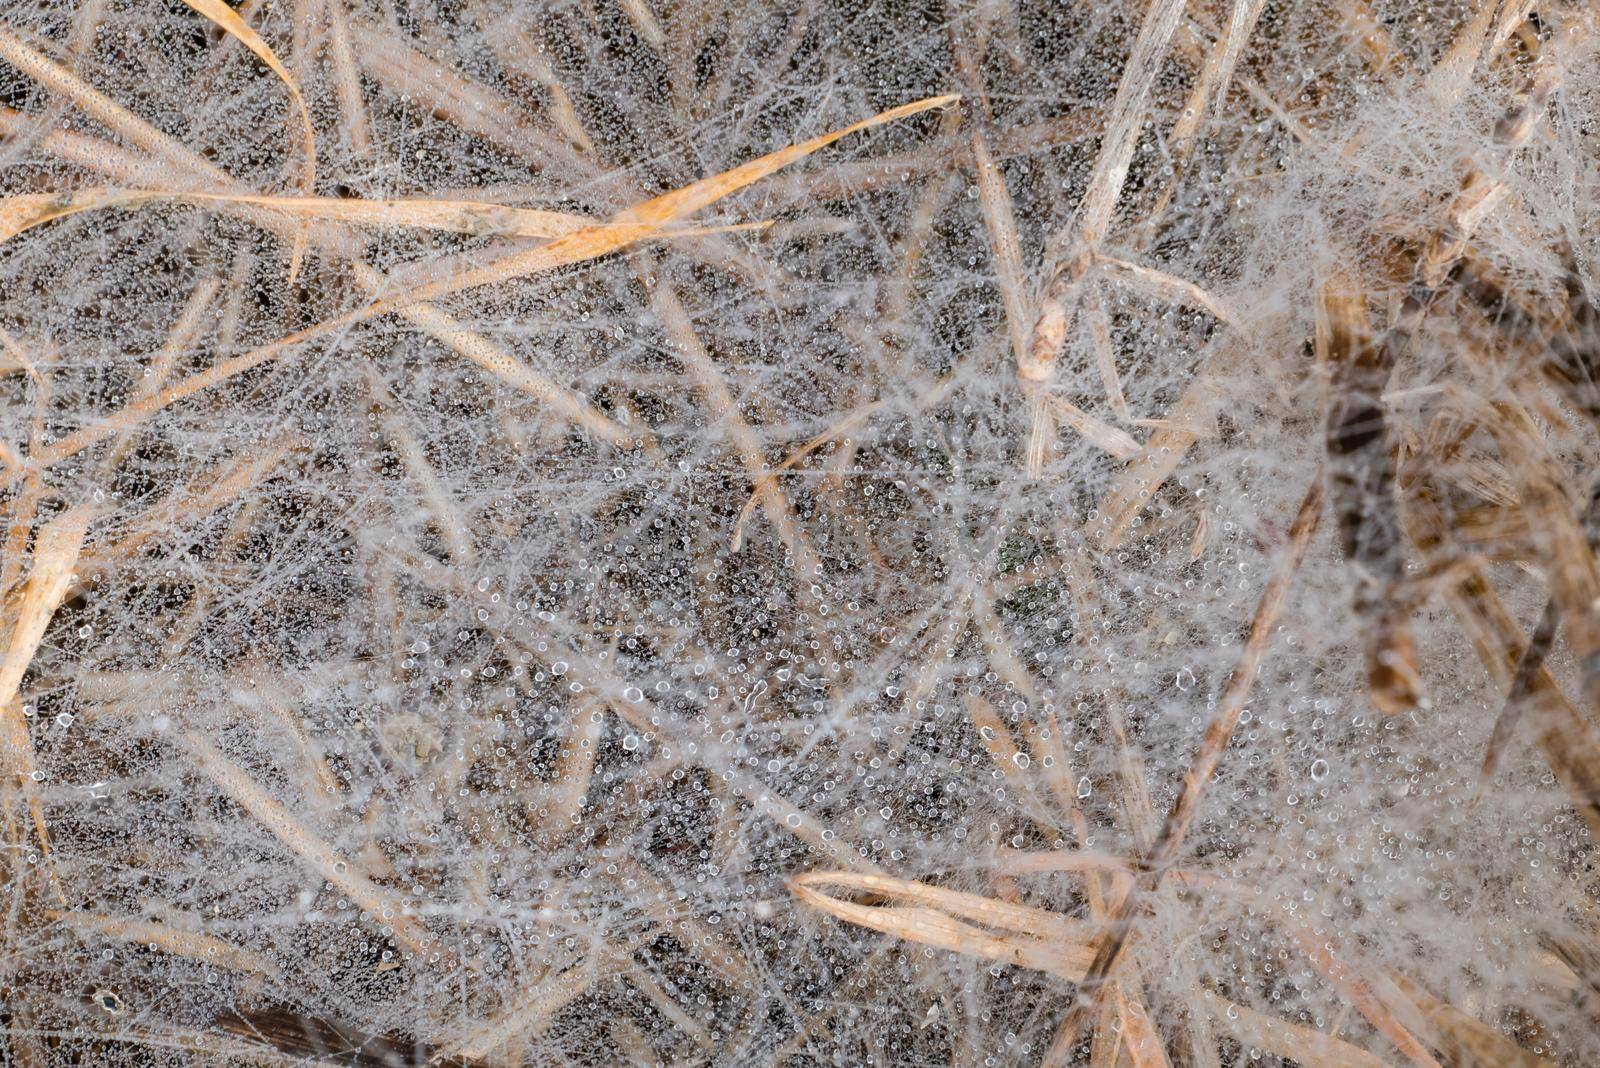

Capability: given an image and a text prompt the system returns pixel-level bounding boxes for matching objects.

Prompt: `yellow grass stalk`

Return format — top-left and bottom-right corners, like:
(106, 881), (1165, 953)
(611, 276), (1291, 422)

(374, 93), (959, 310)
(0, 42), (633, 451)
(3, 92), (955, 485)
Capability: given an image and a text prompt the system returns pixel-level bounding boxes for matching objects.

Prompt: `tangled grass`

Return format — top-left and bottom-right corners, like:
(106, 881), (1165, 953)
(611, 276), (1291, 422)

(1, 0), (1599, 1064)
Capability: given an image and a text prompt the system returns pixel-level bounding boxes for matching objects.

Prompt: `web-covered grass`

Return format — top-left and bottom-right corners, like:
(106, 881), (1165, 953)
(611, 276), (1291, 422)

(0, 0), (1598, 1064)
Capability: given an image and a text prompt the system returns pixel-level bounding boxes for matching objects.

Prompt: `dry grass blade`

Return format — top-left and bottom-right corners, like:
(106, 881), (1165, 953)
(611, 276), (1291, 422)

(971, 127), (1031, 371)
(0, 27), (209, 174)
(48, 909), (276, 977)
(1053, 474), (1325, 1049)
(0, 503), (92, 894)
(182, 733), (432, 956)
(1050, 397), (1142, 459)
(1113, 982), (1172, 1068)
(0, 189), (592, 244)
(0, 504), (93, 711)
(179, 0), (314, 183)
(1094, 254), (1245, 333)
(1403, 486), (1600, 836)
(1212, 0), (1268, 108)
(1200, 990), (1387, 1068)
(0, 187), (779, 247)
(440, 956), (606, 1062)
(791, 871), (1097, 981)
(178, 0), (315, 278)
(1154, 474), (1325, 863)
(1276, 923), (1442, 1068)
(1084, 291), (1131, 422)
(364, 364), (474, 565)
(377, 94), (959, 308)
(649, 266), (821, 582)
(1390, 971), (1555, 1067)
(1025, 0), (1185, 386)
(1485, 402), (1600, 714)
(618, 0), (666, 49)
(730, 376), (954, 551)
(1483, 584), (1560, 779)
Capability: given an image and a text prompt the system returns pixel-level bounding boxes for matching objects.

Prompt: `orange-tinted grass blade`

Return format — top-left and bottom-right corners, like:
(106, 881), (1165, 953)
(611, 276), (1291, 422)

(179, 0), (316, 282)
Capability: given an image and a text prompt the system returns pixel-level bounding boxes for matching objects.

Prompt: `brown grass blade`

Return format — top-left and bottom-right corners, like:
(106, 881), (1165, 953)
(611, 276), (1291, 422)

(0, 504), (93, 894)
(461, 0), (596, 154)
(1320, 273), (1421, 714)
(1390, 972), (1555, 1067)
(1113, 982), (1172, 1068)
(1054, 474), (1325, 1051)
(0, 504), (94, 715)
(1402, 485), (1600, 837)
